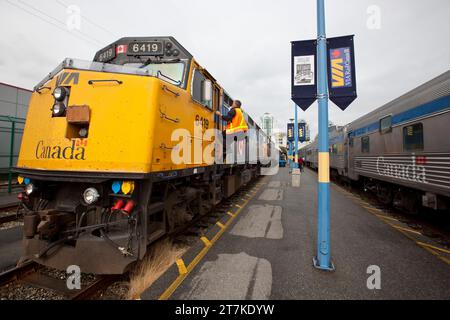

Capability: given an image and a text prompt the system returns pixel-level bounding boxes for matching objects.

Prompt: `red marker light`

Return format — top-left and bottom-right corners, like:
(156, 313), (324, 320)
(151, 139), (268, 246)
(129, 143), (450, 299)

(416, 156), (427, 165)
(112, 199), (125, 210)
(123, 200), (135, 214)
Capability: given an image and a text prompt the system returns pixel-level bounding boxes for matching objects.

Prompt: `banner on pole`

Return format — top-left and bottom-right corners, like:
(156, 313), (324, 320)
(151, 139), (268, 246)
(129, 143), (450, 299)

(298, 123), (306, 142)
(287, 123), (295, 142)
(291, 39), (317, 111)
(327, 35), (357, 110)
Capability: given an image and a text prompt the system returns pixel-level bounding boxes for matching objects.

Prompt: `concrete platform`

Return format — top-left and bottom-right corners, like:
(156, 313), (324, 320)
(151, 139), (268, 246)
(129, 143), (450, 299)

(141, 167), (450, 300)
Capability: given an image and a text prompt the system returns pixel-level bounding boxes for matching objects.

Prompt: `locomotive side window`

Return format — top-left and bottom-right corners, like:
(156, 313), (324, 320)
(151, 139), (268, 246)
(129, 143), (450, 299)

(403, 123), (424, 151)
(361, 136), (370, 153)
(379, 115), (392, 134)
(191, 68), (213, 109)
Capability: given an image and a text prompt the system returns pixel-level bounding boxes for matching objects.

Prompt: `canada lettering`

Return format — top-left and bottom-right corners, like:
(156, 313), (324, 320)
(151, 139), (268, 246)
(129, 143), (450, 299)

(35, 140), (86, 160)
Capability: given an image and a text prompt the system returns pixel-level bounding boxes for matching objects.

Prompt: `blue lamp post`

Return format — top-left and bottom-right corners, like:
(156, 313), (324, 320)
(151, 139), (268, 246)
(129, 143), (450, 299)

(313, 0), (334, 271)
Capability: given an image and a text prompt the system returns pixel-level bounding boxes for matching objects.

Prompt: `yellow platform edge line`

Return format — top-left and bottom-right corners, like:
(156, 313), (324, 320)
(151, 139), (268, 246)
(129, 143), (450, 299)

(158, 178), (264, 300)
(393, 225), (422, 235)
(416, 241), (450, 255)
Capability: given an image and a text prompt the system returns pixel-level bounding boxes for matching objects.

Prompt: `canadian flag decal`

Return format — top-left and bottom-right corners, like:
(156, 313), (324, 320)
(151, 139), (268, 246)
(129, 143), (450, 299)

(116, 45), (127, 54)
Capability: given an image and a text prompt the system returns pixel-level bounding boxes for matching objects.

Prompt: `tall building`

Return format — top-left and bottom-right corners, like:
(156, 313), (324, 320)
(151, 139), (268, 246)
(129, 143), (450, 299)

(261, 112), (274, 136)
(274, 131), (287, 147)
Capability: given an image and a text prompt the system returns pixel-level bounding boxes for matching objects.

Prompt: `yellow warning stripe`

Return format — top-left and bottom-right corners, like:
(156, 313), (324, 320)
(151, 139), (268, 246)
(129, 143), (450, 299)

(175, 259), (187, 275)
(200, 236), (212, 247)
(416, 241), (450, 255)
(393, 225), (422, 235)
(216, 222), (225, 229)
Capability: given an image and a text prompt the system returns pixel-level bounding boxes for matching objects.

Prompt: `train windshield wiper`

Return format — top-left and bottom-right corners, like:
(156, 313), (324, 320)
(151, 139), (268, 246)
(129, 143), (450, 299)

(139, 58), (181, 68)
(157, 71), (181, 85)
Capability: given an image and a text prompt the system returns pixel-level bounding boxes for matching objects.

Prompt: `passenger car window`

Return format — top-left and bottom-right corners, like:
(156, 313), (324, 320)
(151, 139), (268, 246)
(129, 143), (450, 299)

(191, 68), (212, 109)
(403, 123), (423, 151)
(380, 115), (392, 134)
(361, 136), (370, 153)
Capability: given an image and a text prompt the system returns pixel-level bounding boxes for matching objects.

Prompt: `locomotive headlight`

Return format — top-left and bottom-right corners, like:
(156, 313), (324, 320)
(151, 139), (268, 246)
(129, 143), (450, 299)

(53, 86), (68, 101)
(83, 187), (100, 205)
(25, 183), (35, 195)
(52, 103), (66, 117)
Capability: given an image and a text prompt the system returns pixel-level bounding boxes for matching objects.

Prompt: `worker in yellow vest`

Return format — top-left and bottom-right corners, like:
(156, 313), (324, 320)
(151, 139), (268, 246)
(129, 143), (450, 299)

(215, 100), (248, 163)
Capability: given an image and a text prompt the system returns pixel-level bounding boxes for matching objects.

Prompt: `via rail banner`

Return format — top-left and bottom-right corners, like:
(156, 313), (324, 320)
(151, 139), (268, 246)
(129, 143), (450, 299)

(298, 122), (307, 142)
(287, 123), (307, 142)
(287, 123), (295, 142)
(327, 35), (357, 110)
(291, 39), (317, 111)
(291, 35), (357, 111)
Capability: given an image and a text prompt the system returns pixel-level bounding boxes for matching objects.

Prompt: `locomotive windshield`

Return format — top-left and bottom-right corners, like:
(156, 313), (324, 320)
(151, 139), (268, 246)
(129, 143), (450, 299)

(124, 60), (186, 86)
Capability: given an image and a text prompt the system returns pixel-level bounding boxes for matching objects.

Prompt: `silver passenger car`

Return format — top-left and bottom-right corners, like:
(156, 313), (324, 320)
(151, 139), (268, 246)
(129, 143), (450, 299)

(300, 71), (450, 211)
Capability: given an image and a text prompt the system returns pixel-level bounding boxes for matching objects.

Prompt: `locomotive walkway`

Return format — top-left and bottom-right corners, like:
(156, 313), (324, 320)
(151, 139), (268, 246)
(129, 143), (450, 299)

(141, 167), (450, 299)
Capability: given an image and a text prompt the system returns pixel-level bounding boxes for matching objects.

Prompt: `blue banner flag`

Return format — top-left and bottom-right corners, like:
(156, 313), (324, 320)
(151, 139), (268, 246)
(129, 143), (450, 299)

(291, 39), (317, 111)
(287, 123), (294, 142)
(327, 35), (357, 110)
(298, 123), (306, 142)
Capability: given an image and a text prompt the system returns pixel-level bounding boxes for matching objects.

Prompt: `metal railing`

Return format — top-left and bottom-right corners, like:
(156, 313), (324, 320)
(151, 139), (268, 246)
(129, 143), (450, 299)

(0, 115), (25, 193)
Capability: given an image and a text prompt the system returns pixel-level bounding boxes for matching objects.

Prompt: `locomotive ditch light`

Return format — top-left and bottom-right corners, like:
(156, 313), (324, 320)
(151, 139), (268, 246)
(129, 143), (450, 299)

(52, 103), (66, 117)
(53, 86), (68, 102)
(83, 187), (100, 205)
(25, 183), (35, 195)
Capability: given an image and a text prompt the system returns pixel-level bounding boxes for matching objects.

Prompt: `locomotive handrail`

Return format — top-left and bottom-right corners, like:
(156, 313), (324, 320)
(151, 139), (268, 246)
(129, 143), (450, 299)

(160, 143), (175, 150)
(159, 106), (180, 123)
(88, 79), (123, 85)
(161, 84), (180, 97)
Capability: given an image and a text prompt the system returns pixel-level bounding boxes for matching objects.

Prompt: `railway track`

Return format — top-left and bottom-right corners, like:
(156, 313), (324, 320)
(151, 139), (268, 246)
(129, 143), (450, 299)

(0, 260), (122, 300)
(0, 177), (261, 300)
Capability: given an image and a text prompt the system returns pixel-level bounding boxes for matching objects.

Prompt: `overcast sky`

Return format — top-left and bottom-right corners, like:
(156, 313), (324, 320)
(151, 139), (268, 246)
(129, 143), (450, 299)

(1, 0), (449, 140)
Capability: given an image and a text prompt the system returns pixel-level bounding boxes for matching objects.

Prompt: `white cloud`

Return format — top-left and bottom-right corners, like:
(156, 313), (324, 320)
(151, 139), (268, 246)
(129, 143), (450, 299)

(0, 0), (449, 138)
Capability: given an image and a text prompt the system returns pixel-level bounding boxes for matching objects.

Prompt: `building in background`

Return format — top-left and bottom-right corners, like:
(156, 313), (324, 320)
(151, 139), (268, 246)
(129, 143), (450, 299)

(261, 112), (274, 136)
(0, 82), (31, 190)
(274, 131), (287, 147)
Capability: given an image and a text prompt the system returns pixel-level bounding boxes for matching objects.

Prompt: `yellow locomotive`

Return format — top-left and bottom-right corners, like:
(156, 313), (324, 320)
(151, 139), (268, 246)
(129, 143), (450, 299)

(15, 37), (274, 274)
